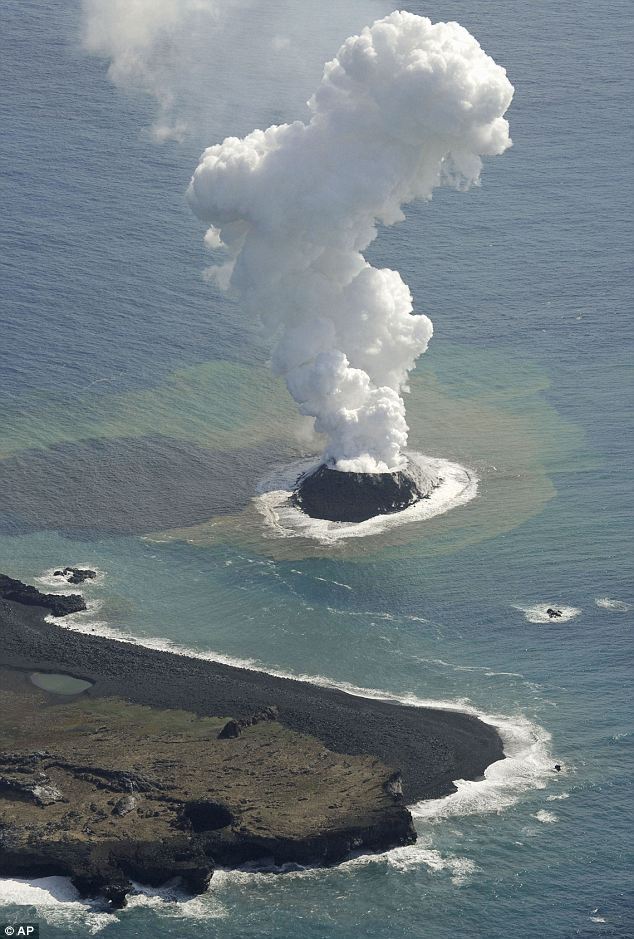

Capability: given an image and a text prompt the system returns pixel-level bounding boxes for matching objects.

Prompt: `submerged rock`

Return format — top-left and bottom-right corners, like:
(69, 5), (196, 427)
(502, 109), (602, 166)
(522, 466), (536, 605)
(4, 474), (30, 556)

(292, 461), (439, 523)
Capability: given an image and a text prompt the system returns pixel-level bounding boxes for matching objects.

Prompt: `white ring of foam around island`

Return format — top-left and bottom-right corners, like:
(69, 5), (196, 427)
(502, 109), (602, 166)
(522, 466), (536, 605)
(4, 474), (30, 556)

(253, 451), (478, 543)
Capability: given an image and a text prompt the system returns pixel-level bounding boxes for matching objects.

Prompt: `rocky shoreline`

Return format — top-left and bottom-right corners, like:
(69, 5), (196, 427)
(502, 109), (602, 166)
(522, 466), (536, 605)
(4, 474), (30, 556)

(0, 573), (86, 616)
(0, 578), (504, 908)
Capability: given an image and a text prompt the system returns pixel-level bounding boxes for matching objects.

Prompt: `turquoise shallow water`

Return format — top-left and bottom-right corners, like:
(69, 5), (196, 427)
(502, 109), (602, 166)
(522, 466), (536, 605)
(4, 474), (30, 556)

(1, 1), (633, 936)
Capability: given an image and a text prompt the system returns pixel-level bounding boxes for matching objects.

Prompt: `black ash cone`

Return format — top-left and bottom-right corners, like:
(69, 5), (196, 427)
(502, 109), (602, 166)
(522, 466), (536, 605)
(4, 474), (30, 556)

(291, 461), (436, 523)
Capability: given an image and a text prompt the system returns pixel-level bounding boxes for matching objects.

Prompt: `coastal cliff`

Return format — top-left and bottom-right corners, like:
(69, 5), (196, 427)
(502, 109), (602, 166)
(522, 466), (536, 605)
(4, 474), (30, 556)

(0, 578), (504, 908)
(0, 665), (414, 909)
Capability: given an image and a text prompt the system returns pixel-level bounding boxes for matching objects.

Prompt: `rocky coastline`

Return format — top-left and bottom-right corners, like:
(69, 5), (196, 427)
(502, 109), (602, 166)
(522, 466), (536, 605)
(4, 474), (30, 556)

(0, 577), (504, 908)
(0, 573), (86, 616)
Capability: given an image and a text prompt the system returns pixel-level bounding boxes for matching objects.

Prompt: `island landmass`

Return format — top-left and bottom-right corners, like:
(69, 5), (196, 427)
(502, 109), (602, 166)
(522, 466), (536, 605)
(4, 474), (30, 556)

(291, 461), (439, 523)
(0, 577), (503, 908)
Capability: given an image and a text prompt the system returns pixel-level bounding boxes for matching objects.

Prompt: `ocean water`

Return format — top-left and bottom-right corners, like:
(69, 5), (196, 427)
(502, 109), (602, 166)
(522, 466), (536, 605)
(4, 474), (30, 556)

(1, 1), (633, 937)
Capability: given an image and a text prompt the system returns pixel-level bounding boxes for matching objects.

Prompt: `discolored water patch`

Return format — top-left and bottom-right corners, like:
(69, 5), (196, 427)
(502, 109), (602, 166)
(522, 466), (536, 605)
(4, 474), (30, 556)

(0, 349), (585, 558)
(149, 358), (583, 560)
(0, 435), (296, 535)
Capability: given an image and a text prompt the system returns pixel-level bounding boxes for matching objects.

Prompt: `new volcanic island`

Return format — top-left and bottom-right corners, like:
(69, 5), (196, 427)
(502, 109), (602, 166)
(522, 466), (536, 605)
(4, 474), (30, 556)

(292, 460), (440, 523)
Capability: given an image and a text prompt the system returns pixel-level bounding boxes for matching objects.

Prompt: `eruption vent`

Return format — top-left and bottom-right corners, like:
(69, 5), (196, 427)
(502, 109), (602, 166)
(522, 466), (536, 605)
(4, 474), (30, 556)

(188, 11), (513, 472)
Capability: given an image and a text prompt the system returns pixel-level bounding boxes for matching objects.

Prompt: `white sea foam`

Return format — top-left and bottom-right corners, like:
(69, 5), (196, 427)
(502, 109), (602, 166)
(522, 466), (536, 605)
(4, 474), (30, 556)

(314, 576), (352, 590)
(290, 569), (353, 590)
(210, 840), (478, 886)
(409, 653), (525, 679)
(124, 880), (226, 919)
(0, 877), (112, 933)
(375, 840), (478, 884)
(410, 712), (553, 821)
(595, 596), (630, 612)
(0, 876), (225, 927)
(326, 606), (431, 625)
(254, 452), (478, 543)
(513, 603), (581, 624)
(0, 876), (83, 906)
(533, 809), (558, 824)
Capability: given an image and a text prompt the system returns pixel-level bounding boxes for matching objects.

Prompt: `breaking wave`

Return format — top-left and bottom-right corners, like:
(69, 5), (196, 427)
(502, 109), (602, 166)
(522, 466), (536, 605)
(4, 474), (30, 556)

(595, 597), (630, 612)
(513, 603), (581, 624)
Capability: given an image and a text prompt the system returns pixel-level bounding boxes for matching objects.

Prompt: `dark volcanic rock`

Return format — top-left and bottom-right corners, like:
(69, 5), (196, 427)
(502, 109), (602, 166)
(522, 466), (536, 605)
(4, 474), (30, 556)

(112, 795), (137, 817)
(218, 719), (241, 739)
(0, 574), (85, 617)
(546, 608), (563, 618)
(383, 771), (404, 801)
(0, 773), (64, 806)
(54, 567), (97, 585)
(218, 705), (279, 738)
(292, 462), (437, 523)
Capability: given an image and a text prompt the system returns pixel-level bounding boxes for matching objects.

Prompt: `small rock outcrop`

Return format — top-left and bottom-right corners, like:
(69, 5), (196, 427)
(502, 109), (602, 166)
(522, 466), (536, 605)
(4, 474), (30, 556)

(383, 771), (404, 801)
(217, 705), (279, 739)
(112, 795), (137, 817)
(54, 567), (97, 585)
(218, 719), (241, 739)
(0, 574), (86, 617)
(0, 772), (64, 806)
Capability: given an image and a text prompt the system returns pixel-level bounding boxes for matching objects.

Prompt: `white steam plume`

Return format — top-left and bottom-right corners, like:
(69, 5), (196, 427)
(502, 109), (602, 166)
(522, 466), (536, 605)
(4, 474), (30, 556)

(80, 0), (390, 142)
(187, 12), (513, 472)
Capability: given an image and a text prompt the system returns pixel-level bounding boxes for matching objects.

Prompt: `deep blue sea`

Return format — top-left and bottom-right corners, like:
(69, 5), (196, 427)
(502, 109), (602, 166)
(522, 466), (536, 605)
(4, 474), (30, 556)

(1, 1), (632, 936)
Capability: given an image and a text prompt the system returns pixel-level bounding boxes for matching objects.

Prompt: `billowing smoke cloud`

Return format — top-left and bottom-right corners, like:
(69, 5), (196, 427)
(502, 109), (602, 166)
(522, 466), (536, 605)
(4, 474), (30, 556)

(187, 12), (514, 472)
(80, 0), (391, 142)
